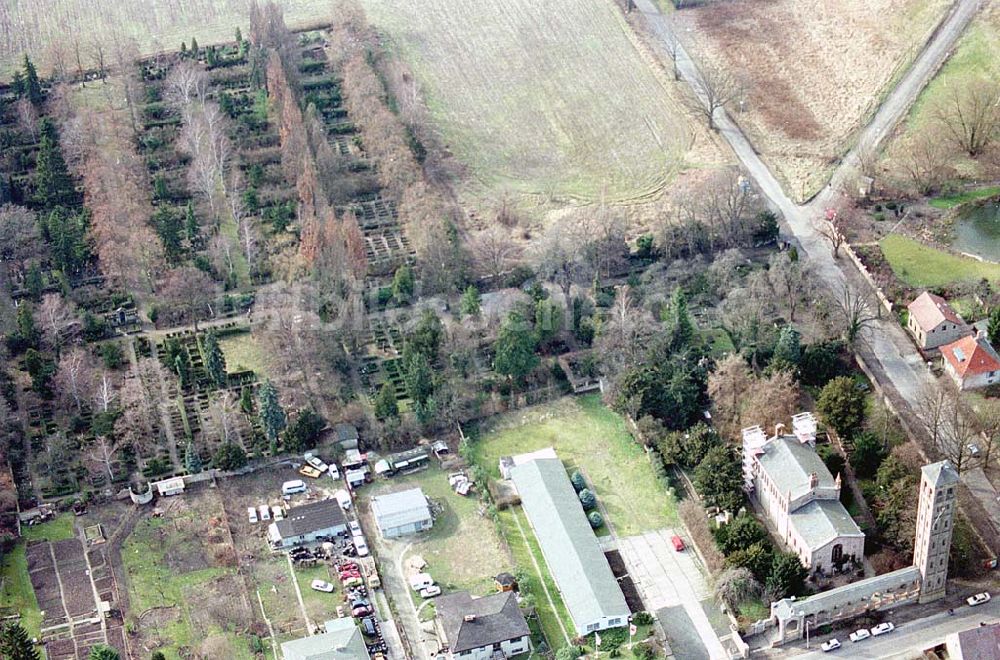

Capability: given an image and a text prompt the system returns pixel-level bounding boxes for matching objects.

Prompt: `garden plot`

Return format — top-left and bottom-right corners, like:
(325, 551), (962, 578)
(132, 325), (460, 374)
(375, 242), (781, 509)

(121, 487), (256, 659)
(24, 535), (125, 660)
(358, 0), (721, 204)
(675, 0), (949, 199)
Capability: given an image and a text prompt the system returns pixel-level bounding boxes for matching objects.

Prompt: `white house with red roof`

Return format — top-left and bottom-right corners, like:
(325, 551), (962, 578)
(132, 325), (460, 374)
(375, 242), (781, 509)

(906, 291), (969, 349)
(940, 332), (1000, 390)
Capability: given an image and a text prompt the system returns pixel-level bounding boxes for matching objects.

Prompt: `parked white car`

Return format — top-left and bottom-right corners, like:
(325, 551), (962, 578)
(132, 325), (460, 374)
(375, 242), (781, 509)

(329, 463), (340, 480)
(967, 592), (991, 606)
(849, 629), (871, 643)
(409, 573), (435, 591)
(349, 520), (362, 536)
(258, 504), (271, 521)
(870, 622), (894, 636)
(820, 638), (841, 652)
(271, 506), (285, 520)
(247, 507), (258, 524)
(310, 580), (335, 593)
(353, 536), (369, 557)
(420, 585), (442, 598)
(304, 452), (329, 472)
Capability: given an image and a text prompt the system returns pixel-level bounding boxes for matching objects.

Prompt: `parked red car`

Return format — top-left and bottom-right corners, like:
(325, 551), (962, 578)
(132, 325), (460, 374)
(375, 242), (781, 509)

(671, 535), (685, 552)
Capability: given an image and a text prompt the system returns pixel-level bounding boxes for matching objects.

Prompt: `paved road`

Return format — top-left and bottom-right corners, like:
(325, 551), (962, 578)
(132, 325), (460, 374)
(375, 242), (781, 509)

(789, 598), (999, 659)
(634, 0), (1000, 538)
(618, 530), (728, 659)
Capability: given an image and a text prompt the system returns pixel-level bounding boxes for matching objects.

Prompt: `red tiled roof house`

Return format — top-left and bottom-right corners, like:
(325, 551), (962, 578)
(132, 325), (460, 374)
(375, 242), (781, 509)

(906, 292), (969, 349)
(941, 333), (1000, 390)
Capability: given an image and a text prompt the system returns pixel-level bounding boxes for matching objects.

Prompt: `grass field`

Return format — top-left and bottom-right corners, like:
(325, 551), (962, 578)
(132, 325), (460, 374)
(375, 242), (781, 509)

(929, 186), (1000, 209)
(219, 332), (267, 377)
(880, 234), (1000, 287)
(122, 494), (253, 660)
(0, 0), (332, 78)
(369, 466), (509, 595)
(0, 545), (42, 638)
(359, 0), (719, 203)
(676, 0), (949, 200)
(473, 395), (678, 536)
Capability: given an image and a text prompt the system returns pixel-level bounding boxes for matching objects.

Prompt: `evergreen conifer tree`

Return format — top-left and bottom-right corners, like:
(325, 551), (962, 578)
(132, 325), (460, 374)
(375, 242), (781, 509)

(0, 620), (40, 660)
(258, 381), (286, 444)
(201, 331), (227, 388)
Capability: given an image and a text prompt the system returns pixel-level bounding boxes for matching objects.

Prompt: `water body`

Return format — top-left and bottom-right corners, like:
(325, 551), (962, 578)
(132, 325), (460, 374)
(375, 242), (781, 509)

(951, 201), (1000, 262)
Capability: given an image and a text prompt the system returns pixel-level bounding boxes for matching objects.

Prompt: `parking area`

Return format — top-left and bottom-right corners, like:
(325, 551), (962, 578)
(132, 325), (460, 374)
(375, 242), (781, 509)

(617, 530), (728, 660)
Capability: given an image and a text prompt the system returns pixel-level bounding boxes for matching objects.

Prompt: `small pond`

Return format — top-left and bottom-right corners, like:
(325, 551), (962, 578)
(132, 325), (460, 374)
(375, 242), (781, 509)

(951, 200), (1000, 262)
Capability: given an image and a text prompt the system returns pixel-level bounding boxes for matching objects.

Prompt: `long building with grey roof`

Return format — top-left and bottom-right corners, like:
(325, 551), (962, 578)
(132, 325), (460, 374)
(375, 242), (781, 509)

(510, 456), (629, 636)
(743, 427), (864, 574)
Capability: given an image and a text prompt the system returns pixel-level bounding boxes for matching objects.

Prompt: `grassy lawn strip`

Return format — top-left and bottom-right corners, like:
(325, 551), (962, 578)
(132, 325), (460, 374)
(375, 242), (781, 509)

(20, 513), (76, 542)
(0, 544), (42, 638)
(929, 186), (1000, 209)
(497, 507), (573, 648)
(879, 234), (1000, 287)
(473, 395), (677, 536)
(293, 563), (340, 623)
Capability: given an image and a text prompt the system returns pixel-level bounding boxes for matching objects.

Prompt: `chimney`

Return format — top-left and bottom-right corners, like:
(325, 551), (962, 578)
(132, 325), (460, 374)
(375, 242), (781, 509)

(775, 423), (786, 437)
(809, 472), (818, 489)
(464, 615), (476, 623)
(835, 472), (842, 488)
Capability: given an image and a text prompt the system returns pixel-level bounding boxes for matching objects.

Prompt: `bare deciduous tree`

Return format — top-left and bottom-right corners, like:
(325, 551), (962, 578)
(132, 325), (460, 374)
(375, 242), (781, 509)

(932, 77), (1000, 157)
(837, 286), (879, 344)
(686, 63), (742, 130)
(597, 285), (656, 377)
(53, 347), (96, 413)
(896, 131), (954, 195)
(531, 215), (588, 307)
(471, 226), (521, 285)
(38, 293), (81, 353)
(768, 252), (809, 322)
(0, 205), (42, 279)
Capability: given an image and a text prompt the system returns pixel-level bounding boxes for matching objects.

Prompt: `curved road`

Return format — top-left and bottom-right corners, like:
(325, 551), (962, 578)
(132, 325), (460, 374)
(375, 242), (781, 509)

(634, 0), (1000, 538)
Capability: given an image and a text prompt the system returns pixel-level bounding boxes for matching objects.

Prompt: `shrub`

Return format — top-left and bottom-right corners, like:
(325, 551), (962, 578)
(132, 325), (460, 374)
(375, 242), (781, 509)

(632, 611), (654, 626)
(570, 470), (587, 492)
(213, 443), (248, 471)
(588, 511), (604, 529)
(578, 488), (597, 510)
(817, 376), (867, 440)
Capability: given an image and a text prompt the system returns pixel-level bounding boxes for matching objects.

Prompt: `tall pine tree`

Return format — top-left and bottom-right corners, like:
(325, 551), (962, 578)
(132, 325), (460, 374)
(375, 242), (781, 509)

(988, 306), (1000, 348)
(0, 620), (40, 660)
(258, 380), (286, 447)
(201, 331), (226, 388)
(21, 55), (43, 106)
(34, 119), (76, 209)
(665, 287), (694, 349)
(184, 439), (203, 474)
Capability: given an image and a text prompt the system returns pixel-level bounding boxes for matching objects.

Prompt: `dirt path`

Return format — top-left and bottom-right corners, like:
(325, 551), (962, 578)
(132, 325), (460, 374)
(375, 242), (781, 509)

(255, 589), (279, 659)
(510, 507), (570, 645)
(286, 553), (313, 634)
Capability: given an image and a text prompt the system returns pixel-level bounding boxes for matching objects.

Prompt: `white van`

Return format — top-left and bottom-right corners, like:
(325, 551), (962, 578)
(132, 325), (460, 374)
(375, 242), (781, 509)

(247, 507), (259, 523)
(258, 504), (271, 521)
(271, 505), (285, 521)
(335, 489), (352, 511)
(408, 573), (434, 591)
(282, 480), (307, 496)
(354, 535), (370, 557)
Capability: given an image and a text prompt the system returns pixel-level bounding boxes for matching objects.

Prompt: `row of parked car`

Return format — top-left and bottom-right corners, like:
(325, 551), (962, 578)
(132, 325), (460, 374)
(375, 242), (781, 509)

(247, 504), (283, 523)
(821, 591), (992, 652)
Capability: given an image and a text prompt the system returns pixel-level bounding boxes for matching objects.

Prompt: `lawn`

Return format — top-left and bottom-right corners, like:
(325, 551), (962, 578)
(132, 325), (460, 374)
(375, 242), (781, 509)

(0, 544), (42, 638)
(220, 332), (267, 377)
(358, 0), (717, 203)
(20, 513), (76, 542)
(368, 466), (510, 595)
(496, 506), (574, 649)
(1, 0), (333, 77)
(472, 395), (678, 536)
(929, 186), (1000, 209)
(293, 562), (341, 624)
(879, 234), (1000, 287)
